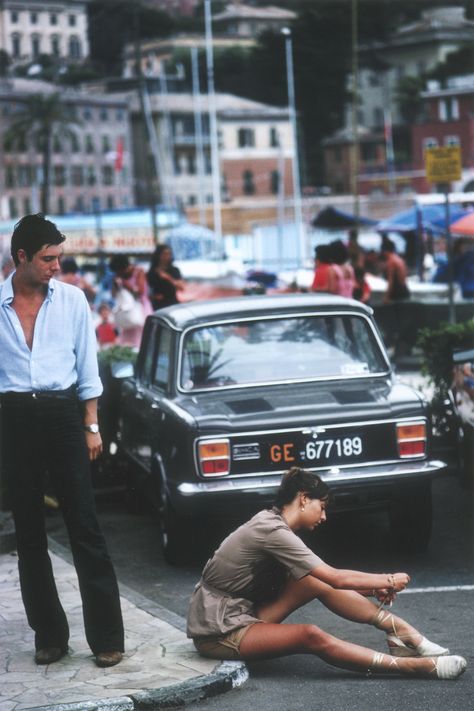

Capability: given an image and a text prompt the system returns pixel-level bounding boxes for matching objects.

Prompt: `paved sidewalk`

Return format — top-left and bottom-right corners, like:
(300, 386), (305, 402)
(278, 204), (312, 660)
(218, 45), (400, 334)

(0, 546), (247, 711)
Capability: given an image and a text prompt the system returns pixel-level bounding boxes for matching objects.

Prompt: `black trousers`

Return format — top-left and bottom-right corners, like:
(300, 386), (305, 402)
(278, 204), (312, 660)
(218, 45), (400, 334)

(1, 392), (124, 654)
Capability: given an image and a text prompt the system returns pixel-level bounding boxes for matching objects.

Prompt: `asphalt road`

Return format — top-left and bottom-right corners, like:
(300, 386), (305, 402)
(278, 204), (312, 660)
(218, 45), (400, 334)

(47, 471), (474, 711)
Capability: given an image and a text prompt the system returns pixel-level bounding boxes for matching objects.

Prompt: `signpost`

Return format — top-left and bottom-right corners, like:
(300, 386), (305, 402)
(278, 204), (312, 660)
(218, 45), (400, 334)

(424, 145), (462, 324)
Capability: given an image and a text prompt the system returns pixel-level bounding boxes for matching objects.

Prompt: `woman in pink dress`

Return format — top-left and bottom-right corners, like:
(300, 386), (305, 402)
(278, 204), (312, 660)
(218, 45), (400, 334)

(109, 255), (152, 348)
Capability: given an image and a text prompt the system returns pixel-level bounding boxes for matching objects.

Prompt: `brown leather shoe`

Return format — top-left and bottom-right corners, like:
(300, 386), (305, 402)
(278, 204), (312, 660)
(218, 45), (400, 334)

(35, 647), (67, 665)
(95, 651), (123, 668)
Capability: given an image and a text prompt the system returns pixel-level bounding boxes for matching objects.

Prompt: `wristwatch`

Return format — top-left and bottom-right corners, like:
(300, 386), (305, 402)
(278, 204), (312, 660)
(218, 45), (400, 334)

(84, 423), (100, 434)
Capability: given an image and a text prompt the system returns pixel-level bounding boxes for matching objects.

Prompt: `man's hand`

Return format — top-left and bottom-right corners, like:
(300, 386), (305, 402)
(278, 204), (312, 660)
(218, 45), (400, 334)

(85, 431), (103, 461)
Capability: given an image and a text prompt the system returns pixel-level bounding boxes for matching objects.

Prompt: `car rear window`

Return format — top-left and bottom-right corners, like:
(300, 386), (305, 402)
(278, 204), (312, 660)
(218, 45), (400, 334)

(180, 313), (388, 391)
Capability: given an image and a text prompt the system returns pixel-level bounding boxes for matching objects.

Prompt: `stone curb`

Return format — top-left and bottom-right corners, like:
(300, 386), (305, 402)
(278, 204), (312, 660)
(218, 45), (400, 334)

(19, 538), (249, 711)
(23, 662), (249, 711)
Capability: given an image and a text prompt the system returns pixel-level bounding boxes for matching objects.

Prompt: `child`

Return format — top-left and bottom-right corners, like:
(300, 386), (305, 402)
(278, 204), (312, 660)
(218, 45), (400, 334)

(96, 303), (118, 349)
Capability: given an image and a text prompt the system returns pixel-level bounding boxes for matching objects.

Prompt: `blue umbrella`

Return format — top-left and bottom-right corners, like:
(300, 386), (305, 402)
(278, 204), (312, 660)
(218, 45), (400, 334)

(377, 204), (468, 235)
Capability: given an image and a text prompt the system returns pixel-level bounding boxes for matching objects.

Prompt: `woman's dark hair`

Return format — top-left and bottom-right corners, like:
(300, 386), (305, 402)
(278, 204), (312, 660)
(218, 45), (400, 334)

(274, 467), (330, 509)
(329, 240), (349, 265)
(149, 243), (173, 271)
(314, 244), (331, 264)
(109, 254), (130, 274)
(60, 256), (79, 274)
(11, 213), (65, 266)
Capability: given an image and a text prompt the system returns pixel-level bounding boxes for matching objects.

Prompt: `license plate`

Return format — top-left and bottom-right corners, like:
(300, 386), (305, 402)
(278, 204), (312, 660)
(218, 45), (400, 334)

(268, 433), (364, 467)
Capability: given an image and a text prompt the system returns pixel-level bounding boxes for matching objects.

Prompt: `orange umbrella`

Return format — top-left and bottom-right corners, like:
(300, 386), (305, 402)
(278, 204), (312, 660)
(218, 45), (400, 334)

(450, 211), (474, 236)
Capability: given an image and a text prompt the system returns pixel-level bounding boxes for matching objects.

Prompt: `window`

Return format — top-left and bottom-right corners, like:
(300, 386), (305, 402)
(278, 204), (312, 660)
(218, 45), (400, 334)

(3, 135), (13, 152)
(242, 169), (255, 195)
(334, 146), (342, 163)
(31, 34), (40, 58)
(423, 137), (438, 150)
(50, 13), (58, 25)
(173, 153), (182, 175)
(361, 143), (377, 162)
(11, 33), (21, 58)
(180, 315), (387, 391)
(444, 135), (460, 147)
(270, 127), (279, 148)
(187, 154), (196, 174)
(71, 166), (84, 186)
(23, 197), (31, 214)
(18, 165), (32, 187)
(85, 135), (94, 153)
(116, 108), (124, 121)
(270, 170), (279, 195)
(154, 328), (172, 390)
(57, 196), (65, 214)
(51, 35), (60, 56)
(101, 135), (111, 153)
(9, 197), (18, 218)
(439, 98), (459, 122)
(54, 165), (66, 186)
(83, 107), (92, 120)
(10, 11), (18, 23)
(369, 72), (380, 87)
(69, 36), (81, 59)
(102, 165), (113, 185)
(86, 167), (96, 186)
(100, 108), (109, 121)
(53, 136), (62, 153)
(106, 196), (114, 210)
(6, 166), (15, 188)
(30, 12), (38, 24)
(70, 133), (80, 153)
(69, 15), (77, 27)
(373, 107), (384, 127)
(74, 195), (85, 212)
(238, 128), (255, 148)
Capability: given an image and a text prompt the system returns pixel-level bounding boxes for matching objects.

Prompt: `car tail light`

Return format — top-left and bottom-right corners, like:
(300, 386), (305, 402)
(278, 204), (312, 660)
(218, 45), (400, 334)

(198, 439), (230, 476)
(396, 422), (426, 458)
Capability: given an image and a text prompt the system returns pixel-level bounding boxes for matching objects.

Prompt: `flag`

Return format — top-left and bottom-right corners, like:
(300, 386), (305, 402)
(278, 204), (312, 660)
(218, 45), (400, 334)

(114, 137), (124, 172)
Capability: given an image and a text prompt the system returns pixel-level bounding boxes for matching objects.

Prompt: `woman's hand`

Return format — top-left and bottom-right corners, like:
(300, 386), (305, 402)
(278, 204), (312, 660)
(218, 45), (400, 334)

(387, 572), (410, 592)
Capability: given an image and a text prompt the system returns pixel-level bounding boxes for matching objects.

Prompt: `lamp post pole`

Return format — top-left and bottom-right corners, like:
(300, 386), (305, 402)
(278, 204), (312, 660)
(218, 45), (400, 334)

(282, 27), (305, 269)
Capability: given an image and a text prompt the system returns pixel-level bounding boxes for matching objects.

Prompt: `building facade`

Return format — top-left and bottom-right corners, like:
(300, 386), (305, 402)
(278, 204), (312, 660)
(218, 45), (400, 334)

(0, 0), (90, 65)
(129, 90), (294, 209)
(0, 77), (134, 219)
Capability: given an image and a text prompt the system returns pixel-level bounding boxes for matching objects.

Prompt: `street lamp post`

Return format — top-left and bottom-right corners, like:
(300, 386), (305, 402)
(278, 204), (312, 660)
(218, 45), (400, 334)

(281, 27), (305, 269)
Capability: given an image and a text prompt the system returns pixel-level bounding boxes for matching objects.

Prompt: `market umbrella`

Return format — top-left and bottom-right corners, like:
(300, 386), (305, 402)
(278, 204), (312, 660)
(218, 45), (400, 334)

(312, 206), (377, 229)
(377, 204), (468, 235)
(449, 211), (474, 236)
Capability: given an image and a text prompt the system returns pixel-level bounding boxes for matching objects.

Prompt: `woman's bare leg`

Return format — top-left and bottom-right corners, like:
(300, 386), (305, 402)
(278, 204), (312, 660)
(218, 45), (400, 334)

(239, 622), (434, 677)
(257, 575), (422, 646)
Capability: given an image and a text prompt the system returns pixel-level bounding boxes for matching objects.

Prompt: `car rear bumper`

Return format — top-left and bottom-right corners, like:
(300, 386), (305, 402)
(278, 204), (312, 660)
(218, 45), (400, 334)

(171, 459), (446, 515)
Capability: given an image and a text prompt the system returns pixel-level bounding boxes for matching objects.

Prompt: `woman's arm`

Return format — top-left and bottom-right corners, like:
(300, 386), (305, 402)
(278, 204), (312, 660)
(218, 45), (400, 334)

(311, 562), (410, 593)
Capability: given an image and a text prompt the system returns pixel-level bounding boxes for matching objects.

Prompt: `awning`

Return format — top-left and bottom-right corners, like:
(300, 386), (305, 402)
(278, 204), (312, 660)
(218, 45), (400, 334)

(449, 211), (474, 236)
(312, 206), (377, 229)
(377, 205), (468, 235)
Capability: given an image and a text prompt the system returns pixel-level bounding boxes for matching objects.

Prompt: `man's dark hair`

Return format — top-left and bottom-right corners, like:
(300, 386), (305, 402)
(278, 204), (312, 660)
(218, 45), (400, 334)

(11, 214), (66, 265)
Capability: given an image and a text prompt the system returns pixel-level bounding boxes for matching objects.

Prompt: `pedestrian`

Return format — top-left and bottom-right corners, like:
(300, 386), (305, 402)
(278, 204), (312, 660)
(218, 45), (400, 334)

(329, 240), (356, 298)
(381, 238), (410, 303)
(147, 244), (184, 310)
(311, 244), (340, 294)
(187, 467), (466, 680)
(0, 214), (124, 668)
(96, 302), (118, 349)
(109, 254), (152, 348)
(58, 255), (96, 304)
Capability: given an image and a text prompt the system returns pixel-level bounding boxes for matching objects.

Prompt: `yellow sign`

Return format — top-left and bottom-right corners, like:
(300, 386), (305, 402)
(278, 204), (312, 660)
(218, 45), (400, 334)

(425, 146), (462, 183)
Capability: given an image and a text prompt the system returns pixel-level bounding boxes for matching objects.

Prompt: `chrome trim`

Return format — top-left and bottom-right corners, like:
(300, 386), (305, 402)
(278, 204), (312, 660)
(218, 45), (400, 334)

(193, 416), (428, 481)
(177, 460), (446, 496)
(176, 310), (391, 394)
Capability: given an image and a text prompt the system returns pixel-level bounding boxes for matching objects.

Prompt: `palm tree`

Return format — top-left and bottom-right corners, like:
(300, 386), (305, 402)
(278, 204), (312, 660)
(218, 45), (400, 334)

(5, 92), (80, 214)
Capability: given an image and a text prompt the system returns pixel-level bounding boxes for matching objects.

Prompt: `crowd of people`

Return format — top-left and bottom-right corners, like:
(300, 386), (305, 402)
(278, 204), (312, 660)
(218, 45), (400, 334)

(310, 231), (410, 305)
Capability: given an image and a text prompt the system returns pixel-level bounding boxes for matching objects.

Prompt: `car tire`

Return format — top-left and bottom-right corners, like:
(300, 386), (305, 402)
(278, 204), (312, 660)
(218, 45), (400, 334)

(388, 483), (432, 553)
(158, 485), (190, 565)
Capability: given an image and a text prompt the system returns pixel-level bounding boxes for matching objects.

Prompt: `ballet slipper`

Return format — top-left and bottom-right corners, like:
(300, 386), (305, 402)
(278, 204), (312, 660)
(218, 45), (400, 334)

(387, 634), (450, 658)
(431, 655), (466, 680)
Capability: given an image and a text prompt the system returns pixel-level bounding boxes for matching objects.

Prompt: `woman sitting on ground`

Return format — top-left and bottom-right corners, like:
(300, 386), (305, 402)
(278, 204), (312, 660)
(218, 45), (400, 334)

(187, 468), (466, 680)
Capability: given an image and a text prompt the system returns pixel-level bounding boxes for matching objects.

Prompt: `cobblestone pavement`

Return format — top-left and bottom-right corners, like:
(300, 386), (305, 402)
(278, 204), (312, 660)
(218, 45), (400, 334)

(0, 550), (221, 711)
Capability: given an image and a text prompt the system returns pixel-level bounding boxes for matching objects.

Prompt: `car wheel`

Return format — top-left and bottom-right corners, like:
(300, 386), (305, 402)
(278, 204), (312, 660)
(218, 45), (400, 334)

(388, 483), (432, 553)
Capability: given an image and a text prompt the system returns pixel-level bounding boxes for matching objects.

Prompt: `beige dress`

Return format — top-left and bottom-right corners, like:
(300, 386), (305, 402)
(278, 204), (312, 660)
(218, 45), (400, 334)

(187, 508), (323, 639)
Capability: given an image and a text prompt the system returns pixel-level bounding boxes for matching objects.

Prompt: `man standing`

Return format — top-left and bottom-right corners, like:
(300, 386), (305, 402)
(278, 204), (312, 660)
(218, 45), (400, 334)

(0, 215), (124, 667)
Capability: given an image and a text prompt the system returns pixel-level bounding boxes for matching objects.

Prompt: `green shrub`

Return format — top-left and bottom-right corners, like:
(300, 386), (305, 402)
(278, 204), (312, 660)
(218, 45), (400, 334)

(417, 320), (474, 396)
(97, 345), (138, 366)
